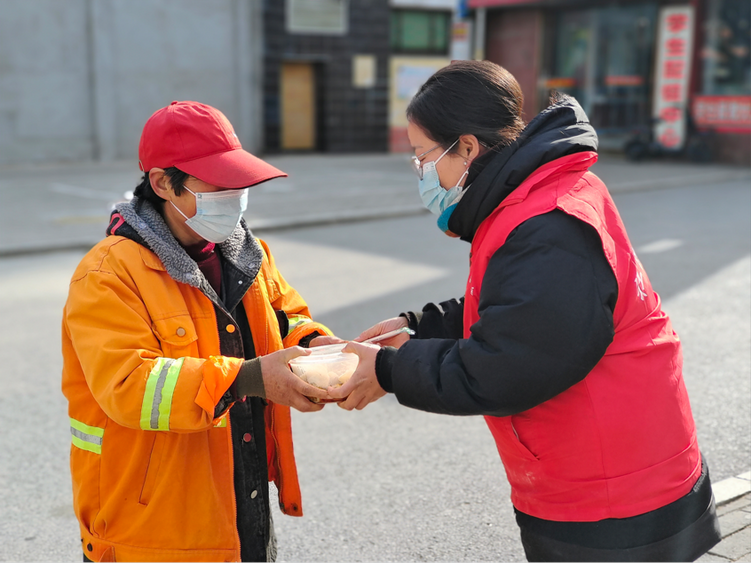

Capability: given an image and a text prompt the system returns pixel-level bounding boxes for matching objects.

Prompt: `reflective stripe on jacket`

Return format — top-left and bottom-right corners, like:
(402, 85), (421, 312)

(62, 237), (330, 562)
(464, 152), (701, 521)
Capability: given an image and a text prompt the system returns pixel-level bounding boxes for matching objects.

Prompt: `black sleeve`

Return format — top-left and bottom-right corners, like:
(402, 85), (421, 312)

(384, 210), (618, 416)
(401, 298), (465, 340)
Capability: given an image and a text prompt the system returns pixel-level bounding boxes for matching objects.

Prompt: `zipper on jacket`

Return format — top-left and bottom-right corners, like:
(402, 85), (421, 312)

(208, 287), (245, 559)
(226, 417), (243, 559)
(268, 411), (285, 512)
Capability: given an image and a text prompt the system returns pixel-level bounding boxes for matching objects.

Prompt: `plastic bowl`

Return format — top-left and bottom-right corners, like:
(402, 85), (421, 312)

(288, 344), (359, 391)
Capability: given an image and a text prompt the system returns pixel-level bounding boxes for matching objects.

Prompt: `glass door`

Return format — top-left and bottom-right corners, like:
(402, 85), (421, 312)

(549, 4), (657, 137)
(592, 4), (656, 133)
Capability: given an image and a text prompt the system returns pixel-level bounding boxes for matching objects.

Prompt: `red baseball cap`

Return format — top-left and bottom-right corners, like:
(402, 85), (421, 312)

(138, 101), (287, 188)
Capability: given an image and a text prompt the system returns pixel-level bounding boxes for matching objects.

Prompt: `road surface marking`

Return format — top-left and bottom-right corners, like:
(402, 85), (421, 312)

(638, 238), (683, 254)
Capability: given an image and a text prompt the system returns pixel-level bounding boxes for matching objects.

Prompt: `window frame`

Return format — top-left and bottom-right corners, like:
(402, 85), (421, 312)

(287, 0), (349, 36)
(390, 9), (452, 56)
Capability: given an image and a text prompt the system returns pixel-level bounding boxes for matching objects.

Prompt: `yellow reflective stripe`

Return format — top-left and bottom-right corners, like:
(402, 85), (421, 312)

(140, 358), (166, 430)
(70, 418), (104, 454)
(214, 417), (228, 428)
(287, 314), (312, 334)
(140, 357), (184, 431)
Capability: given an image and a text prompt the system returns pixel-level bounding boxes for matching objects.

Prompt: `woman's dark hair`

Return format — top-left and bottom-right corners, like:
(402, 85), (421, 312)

(406, 60), (525, 154)
(133, 167), (190, 208)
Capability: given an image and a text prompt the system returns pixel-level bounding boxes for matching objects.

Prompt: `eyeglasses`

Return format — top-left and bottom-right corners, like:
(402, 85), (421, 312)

(410, 141), (458, 179)
(410, 144), (440, 179)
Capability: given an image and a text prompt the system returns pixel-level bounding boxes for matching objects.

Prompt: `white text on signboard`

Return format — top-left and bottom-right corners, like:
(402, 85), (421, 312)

(652, 6), (694, 150)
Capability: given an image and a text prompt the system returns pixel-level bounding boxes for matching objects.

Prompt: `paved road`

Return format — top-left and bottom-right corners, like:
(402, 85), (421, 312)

(0, 171), (749, 561)
(259, 181), (750, 562)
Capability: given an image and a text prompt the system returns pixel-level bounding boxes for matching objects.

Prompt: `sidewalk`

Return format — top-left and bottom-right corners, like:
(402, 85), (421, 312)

(700, 472), (751, 562)
(0, 152), (749, 256)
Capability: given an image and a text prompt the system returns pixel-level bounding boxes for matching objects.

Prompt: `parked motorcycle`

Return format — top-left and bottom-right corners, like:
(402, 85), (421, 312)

(624, 110), (715, 163)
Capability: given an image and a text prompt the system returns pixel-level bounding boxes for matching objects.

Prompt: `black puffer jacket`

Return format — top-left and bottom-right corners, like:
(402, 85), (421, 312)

(376, 96), (619, 416)
(376, 95), (722, 561)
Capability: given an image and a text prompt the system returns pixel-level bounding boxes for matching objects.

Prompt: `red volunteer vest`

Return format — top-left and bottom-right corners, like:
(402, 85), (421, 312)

(464, 152), (701, 521)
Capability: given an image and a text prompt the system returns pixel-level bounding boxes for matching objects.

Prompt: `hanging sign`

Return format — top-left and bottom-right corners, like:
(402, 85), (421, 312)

(652, 6), (694, 150)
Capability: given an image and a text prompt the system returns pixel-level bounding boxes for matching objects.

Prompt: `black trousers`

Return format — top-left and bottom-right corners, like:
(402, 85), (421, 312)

(516, 458), (722, 562)
(519, 496), (721, 562)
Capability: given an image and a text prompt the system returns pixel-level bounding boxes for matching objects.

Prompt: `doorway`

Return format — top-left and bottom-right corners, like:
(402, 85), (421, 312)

(281, 62), (316, 150)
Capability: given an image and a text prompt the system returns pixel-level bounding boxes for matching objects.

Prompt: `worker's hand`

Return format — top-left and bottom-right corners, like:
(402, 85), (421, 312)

(328, 341), (386, 410)
(355, 317), (411, 349)
(260, 347), (330, 412)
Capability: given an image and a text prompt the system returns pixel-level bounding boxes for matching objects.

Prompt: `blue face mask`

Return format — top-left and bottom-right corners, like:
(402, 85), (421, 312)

(417, 140), (469, 232)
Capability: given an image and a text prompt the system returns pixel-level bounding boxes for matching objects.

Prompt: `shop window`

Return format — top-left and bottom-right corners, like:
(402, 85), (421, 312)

(391, 10), (450, 55)
(287, 0), (348, 35)
(701, 0), (751, 95)
(548, 5), (656, 133)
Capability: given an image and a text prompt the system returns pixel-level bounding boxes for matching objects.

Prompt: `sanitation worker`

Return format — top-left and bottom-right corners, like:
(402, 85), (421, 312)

(62, 101), (332, 562)
(330, 61), (722, 562)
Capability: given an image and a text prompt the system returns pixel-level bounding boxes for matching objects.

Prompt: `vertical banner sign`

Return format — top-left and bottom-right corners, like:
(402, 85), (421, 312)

(653, 6), (694, 150)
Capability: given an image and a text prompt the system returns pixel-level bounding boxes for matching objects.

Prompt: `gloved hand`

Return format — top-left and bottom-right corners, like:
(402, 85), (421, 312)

(236, 347), (331, 412)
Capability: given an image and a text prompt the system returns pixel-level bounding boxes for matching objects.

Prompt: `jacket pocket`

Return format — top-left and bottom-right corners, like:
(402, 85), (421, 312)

(152, 314), (199, 358)
(139, 433), (164, 505)
(507, 416), (540, 462)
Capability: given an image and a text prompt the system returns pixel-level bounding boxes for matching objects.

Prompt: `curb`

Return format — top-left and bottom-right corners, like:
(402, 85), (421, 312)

(606, 169), (751, 194)
(0, 206), (430, 259)
(249, 204), (429, 231)
(0, 243), (98, 259)
(713, 471), (751, 506)
(1, 169), (749, 259)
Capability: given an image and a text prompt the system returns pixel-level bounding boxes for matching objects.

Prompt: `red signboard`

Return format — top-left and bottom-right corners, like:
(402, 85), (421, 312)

(693, 96), (751, 133)
(544, 77), (577, 89)
(604, 75), (644, 87)
(468, 0), (538, 7)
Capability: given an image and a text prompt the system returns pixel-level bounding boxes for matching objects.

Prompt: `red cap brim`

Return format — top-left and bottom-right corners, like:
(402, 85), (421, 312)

(176, 148), (287, 189)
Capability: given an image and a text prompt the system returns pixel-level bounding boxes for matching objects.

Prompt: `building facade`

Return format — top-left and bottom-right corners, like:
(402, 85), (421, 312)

(262, 0), (391, 153)
(0, 0), (264, 165)
(387, 0), (469, 152)
(469, 0), (751, 164)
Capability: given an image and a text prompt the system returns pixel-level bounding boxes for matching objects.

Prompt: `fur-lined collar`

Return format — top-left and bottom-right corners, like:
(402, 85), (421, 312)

(110, 197), (264, 304)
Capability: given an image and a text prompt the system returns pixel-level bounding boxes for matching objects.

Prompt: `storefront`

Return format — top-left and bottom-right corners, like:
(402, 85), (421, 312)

(470, 0), (751, 163)
(694, 0), (750, 163)
(546, 4), (657, 147)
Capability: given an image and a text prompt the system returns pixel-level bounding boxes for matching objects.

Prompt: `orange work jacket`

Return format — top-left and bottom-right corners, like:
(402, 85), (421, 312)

(62, 236), (330, 562)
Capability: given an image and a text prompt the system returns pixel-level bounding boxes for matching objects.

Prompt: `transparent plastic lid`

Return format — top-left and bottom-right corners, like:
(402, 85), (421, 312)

(289, 346), (358, 389)
(306, 343), (347, 355)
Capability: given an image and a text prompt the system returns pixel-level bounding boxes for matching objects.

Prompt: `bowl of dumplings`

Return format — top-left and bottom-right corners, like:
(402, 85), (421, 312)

(288, 344), (359, 403)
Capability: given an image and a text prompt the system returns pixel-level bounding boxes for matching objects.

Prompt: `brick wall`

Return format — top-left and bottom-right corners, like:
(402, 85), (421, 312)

(263, 0), (390, 153)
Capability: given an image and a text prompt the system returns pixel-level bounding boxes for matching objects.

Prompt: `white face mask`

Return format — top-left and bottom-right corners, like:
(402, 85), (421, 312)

(171, 186), (249, 243)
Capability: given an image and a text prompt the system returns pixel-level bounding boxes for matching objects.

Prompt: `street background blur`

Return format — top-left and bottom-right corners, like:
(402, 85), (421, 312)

(0, 0), (749, 167)
(1, 1), (750, 562)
